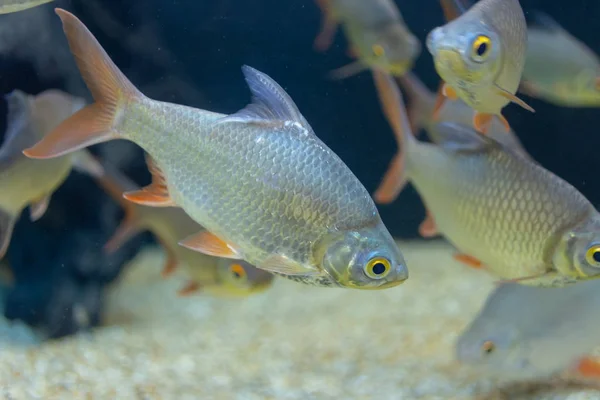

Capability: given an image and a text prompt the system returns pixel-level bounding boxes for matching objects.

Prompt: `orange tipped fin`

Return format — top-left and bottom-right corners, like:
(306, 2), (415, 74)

(432, 83), (449, 120)
(24, 9), (142, 159)
(29, 195), (50, 221)
(418, 209), (439, 238)
(575, 357), (600, 378)
(442, 84), (459, 100)
(453, 253), (483, 269)
(156, 236), (179, 278)
(374, 153), (407, 204)
(123, 156), (175, 207)
(104, 213), (141, 253)
(179, 231), (244, 259)
(473, 112), (493, 135)
(497, 114), (511, 132)
(495, 85), (535, 113)
(178, 281), (201, 296)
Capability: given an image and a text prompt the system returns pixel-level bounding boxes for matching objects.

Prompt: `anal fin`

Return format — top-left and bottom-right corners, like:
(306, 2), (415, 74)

(123, 154), (175, 207)
(29, 195), (50, 221)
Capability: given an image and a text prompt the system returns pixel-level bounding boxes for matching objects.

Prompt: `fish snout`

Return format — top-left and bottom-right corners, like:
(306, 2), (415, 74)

(426, 27), (444, 56)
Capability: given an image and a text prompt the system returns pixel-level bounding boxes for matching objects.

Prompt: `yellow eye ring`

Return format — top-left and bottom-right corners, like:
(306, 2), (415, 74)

(372, 44), (385, 58)
(230, 263), (247, 280)
(585, 245), (600, 265)
(481, 340), (495, 354)
(364, 257), (392, 279)
(470, 35), (492, 62)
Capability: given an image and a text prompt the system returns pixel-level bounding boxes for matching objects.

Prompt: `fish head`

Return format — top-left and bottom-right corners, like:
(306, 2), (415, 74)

(426, 19), (501, 90)
(214, 259), (275, 296)
(553, 215), (600, 280)
(362, 24), (421, 75)
(563, 70), (600, 106)
(315, 223), (408, 289)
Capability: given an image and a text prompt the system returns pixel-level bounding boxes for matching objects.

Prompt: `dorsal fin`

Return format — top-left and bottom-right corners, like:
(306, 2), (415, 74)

(434, 122), (497, 153)
(218, 65), (314, 133)
(123, 154), (175, 207)
(530, 12), (565, 34)
(0, 90), (36, 167)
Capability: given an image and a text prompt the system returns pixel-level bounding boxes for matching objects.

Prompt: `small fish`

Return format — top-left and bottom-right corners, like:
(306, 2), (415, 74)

(95, 159), (274, 297)
(0, 89), (101, 259)
(426, 0), (534, 134)
(313, 0), (421, 79)
(0, 0), (52, 14)
(24, 9), (408, 289)
(456, 281), (600, 380)
(372, 70), (600, 286)
(520, 13), (600, 108)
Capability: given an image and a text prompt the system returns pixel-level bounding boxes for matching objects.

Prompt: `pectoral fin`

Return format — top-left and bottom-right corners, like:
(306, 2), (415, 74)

(29, 195), (50, 221)
(0, 209), (16, 259)
(495, 85), (535, 113)
(328, 60), (369, 80)
(178, 231), (244, 259)
(259, 254), (320, 276)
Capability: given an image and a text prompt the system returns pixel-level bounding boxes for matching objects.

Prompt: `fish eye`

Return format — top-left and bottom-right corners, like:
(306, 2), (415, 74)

(481, 340), (495, 355)
(470, 35), (492, 63)
(372, 44), (385, 58)
(364, 257), (392, 279)
(230, 263), (247, 280)
(585, 245), (600, 265)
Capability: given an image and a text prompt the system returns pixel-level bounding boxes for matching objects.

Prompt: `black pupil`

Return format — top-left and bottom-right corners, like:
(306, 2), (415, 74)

(372, 262), (386, 275)
(593, 250), (600, 263)
(477, 42), (488, 57)
(233, 271), (242, 278)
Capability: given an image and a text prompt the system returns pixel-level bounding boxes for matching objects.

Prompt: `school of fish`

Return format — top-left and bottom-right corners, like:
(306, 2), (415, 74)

(2, 0), (600, 392)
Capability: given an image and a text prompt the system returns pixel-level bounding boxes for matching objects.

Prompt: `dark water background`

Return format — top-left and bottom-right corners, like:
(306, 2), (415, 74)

(0, 0), (598, 337)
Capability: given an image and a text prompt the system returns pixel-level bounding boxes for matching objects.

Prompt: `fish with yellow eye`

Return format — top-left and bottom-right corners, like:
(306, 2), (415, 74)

(313, 0), (421, 79)
(426, 0), (535, 135)
(372, 69), (600, 286)
(95, 158), (275, 297)
(520, 13), (600, 108)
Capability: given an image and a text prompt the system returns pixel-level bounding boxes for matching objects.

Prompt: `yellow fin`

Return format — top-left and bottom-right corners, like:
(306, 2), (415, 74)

(179, 231), (244, 259)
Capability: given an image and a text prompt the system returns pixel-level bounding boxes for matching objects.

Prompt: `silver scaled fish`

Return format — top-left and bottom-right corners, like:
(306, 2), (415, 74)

(0, 89), (101, 259)
(426, 0), (534, 134)
(313, 0), (421, 79)
(24, 9), (408, 290)
(372, 70), (600, 286)
(521, 13), (600, 108)
(0, 0), (52, 14)
(96, 159), (275, 297)
(457, 281), (600, 381)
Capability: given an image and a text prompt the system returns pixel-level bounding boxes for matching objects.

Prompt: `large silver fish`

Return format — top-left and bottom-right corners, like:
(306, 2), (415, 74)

(24, 9), (408, 289)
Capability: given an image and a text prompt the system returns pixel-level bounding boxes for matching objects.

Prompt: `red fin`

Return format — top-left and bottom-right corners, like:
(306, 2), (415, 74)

(123, 156), (175, 207)
(29, 195), (50, 221)
(454, 253), (483, 269)
(179, 231), (244, 259)
(313, 0), (338, 52)
(432, 82), (448, 120)
(418, 209), (439, 238)
(374, 153), (407, 204)
(473, 112), (493, 135)
(23, 9), (142, 159)
(104, 214), (141, 253)
(497, 114), (511, 132)
(575, 357), (600, 378)
(156, 236), (179, 278)
(177, 281), (201, 296)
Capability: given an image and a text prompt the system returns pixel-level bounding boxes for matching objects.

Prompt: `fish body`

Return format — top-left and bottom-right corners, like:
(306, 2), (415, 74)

(426, 0), (532, 133)
(96, 162), (275, 297)
(25, 9), (408, 290)
(521, 14), (600, 107)
(372, 71), (600, 286)
(0, 89), (99, 259)
(456, 280), (600, 379)
(314, 0), (420, 77)
(0, 0), (52, 14)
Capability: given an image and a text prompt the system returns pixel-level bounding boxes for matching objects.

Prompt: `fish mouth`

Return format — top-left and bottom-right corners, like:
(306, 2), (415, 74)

(434, 49), (468, 79)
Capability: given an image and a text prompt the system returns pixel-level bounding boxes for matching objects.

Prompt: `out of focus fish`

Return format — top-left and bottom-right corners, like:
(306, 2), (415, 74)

(0, 0), (52, 14)
(313, 0), (421, 79)
(24, 9), (408, 289)
(0, 89), (101, 259)
(456, 281), (600, 380)
(520, 13), (600, 108)
(96, 159), (275, 297)
(392, 72), (528, 239)
(372, 71), (600, 286)
(427, 0), (534, 134)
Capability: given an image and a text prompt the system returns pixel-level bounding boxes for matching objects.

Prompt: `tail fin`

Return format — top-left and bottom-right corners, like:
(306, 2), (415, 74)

(23, 8), (143, 160)
(371, 71), (416, 204)
(397, 72), (436, 136)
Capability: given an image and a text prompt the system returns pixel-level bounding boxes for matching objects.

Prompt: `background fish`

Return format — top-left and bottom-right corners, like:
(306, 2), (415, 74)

(520, 13), (600, 108)
(456, 281), (600, 380)
(0, 89), (101, 259)
(372, 71), (600, 286)
(426, 0), (534, 134)
(95, 159), (275, 297)
(0, 0), (52, 14)
(24, 9), (408, 290)
(313, 0), (421, 79)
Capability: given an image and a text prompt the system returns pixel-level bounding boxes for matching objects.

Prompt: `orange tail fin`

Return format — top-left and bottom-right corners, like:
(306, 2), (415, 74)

(23, 8), (142, 159)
